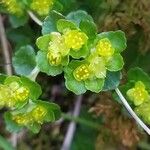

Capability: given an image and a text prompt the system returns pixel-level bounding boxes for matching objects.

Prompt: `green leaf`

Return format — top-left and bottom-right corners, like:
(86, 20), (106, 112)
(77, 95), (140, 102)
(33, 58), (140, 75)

(36, 34), (51, 51)
(7, 26), (33, 46)
(12, 45), (36, 76)
(69, 45), (89, 59)
(103, 71), (121, 91)
(79, 20), (97, 38)
(4, 76), (21, 85)
(64, 61), (87, 95)
(0, 74), (7, 84)
(66, 10), (93, 26)
(85, 78), (104, 93)
(27, 123), (41, 134)
(42, 11), (64, 35)
(98, 30), (127, 53)
(9, 14), (28, 28)
(57, 19), (77, 33)
(36, 51), (63, 76)
(20, 76), (42, 100)
(106, 53), (124, 71)
(127, 67), (150, 91)
(4, 112), (22, 133)
(0, 135), (15, 150)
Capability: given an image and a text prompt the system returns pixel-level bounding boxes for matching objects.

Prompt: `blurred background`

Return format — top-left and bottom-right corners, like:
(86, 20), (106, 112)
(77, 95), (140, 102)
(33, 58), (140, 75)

(0, 0), (150, 149)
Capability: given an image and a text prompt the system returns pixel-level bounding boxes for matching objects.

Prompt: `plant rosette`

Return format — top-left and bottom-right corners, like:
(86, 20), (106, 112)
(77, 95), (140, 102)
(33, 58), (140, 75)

(0, 75), (42, 109)
(64, 30), (127, 95)
(4, 100), (61, 133)
(36, 19), (90, 76)
(119, 67), (150, 124)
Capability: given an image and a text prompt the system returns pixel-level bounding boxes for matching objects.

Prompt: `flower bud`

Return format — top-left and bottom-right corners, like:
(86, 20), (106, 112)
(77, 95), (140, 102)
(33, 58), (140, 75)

(96, 38), (114, 57)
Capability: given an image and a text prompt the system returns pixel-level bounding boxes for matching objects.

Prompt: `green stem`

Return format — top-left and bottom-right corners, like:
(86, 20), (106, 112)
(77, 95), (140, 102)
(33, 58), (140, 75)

(62, 113), (100, 130)
(28, 66), (40, 81)
(0, 135), (15, 150)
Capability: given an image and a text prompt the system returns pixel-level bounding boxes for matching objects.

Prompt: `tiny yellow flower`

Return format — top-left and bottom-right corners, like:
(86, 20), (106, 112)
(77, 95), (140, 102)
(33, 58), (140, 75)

(31, 106), (47, 123)
(127, 81), (150, 106)
(47, 51), (62, 66)
(12, 114), (30, 125)
(96, 38), (114, 57)
(64, 30), (88, 51)
(0, 85), (15, 107)
(73, 64), (91, 81)
(30, 0), (54, 16)
(49, 33), (70, 56)
(13, 87), (29, 102)
(1, 0), (23, 16)
(88, 55), (106, 79)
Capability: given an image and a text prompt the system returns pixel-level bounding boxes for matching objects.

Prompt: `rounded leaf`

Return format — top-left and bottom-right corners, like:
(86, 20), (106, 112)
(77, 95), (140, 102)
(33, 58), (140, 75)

(85, 78), (104, 93)
(57, 19), (77, 33)
(12, 45), (36, 76)
(106, 53), (124, 71)
(36, 35), (51, 51)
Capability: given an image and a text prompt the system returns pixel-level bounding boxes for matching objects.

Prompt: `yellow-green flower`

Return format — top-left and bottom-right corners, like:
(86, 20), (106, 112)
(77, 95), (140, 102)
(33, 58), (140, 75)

(31, 105), (47, 123)
(64, 30), (88, 51)
(47, 52), (62, 66)
(73, 55), (106, 82)
(1, 0), (23, 16)
(30, 0), (54, 16)
(13, 87), (29, 102)
(0, 81), (30, 108)
(96, 38), (114, 57)
(0, 85), (12, 107)
(47, 32), (70, 66)
(73, 64), (92, 81)
(88, 54), (106, 79)
(127, 81), (150, 106)
(12, 114), (31, 125)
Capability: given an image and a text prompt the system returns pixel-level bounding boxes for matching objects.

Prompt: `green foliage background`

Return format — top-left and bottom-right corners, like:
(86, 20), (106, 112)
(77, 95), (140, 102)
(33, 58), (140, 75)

(0, 0), (150, 150)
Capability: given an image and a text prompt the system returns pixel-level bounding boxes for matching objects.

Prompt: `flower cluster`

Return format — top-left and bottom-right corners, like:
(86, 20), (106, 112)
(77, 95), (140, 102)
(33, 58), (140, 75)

(122, 68), (150, 124)
(1, 0), (24, 15)
(126, 81), (150, 124)
(127, 81), (149, 106)
(37, 15), (127, 94)
(30, 0), (54, 16)
(0, 78), (30, 108)
(12, 105), (47, 125)
(0, 75), (61, 133)
(64, 32), (126, 94)
(36, 20), (89, 76)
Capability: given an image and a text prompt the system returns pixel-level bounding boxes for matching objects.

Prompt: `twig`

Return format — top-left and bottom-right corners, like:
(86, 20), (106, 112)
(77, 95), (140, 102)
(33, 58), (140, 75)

(115, 88), (150, 135)
(27, 11), (42, 26)
(0, 15), (13, 75)
(61, 95), (83, 150)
